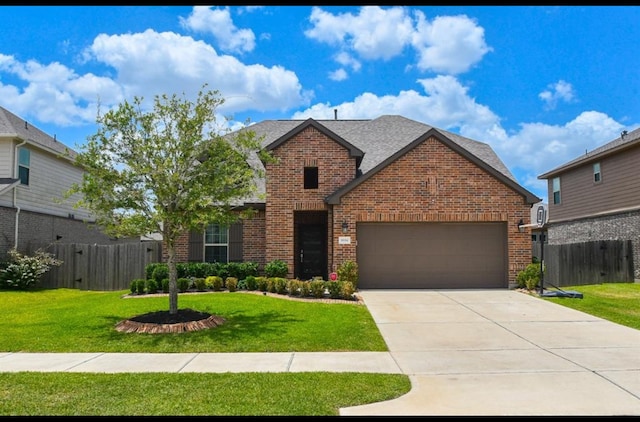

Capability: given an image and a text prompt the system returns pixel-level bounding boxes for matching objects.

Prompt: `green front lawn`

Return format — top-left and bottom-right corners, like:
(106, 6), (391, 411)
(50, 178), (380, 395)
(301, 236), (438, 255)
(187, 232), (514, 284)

(1, 288), (387, 352)
(539, 282), (640, 330)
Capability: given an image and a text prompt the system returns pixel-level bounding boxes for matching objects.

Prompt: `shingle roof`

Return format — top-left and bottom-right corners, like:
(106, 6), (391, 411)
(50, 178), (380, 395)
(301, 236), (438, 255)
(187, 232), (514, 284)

(538, 127), (640, 179)
(238, 115), (539, 205)
(0, 106), (76, 159)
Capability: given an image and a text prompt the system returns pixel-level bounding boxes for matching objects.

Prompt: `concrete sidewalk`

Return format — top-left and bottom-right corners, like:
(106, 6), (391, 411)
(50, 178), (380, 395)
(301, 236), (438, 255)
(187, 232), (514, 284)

(1, 289), (639, 415)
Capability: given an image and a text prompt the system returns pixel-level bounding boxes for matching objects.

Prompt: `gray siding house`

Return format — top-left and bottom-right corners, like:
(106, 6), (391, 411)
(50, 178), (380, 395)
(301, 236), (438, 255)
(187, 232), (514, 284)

(538, 128), (640, 280)
(0, 106), (135, 258)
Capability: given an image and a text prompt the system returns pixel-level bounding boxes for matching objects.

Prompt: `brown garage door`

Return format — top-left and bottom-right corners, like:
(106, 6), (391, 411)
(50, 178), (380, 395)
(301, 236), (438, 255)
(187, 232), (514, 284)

(356, 222), (507, 289)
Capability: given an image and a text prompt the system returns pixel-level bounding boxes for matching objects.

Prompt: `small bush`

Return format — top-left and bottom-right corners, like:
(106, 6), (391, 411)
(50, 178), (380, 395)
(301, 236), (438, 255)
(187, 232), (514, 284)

(226, 277), (238, 292)
(326, 280), (342, 299)
(287, 278), (302, 296)
(516, 262), (543, 290)
(152, 265), (169, 283)
(177, 277), (191, 292)
(193, 277), (207, 291)
(0, 248), (62, 290)
(337, 260), (359, 289)
(243, 275), (257, 291)
(300, 280), (311, 297)
(341, 281), (356, 300)
(135, 278), (146, 294)
(267, 278), (277, 293)
(264, 259), (288, 278)
(161, 278), (170, 293)
(273, 277), (288, 294)
(145, 278), (159, 294)
(256, 276), (269, 292)
(310, 280), (326, 298)
(206, 275), (224, 291)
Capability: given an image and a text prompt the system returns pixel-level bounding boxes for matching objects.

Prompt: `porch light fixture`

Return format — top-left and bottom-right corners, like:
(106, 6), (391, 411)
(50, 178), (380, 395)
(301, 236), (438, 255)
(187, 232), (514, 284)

(342, 221), (349, 233)
(517, 218), (525, 233)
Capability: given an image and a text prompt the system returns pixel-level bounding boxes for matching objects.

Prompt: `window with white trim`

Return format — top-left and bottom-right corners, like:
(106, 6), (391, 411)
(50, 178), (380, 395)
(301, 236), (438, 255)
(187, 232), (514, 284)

(552, 177), (561, 204)
(593, 162), (601, 183)
(18, 147), (30, 185)
(204, 224), (228, 263)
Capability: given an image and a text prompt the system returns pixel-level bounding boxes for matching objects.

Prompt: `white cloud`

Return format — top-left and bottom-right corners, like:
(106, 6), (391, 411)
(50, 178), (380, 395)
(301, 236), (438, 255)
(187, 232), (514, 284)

(85, 29), (309, 113)
(411, 12), (492, 74)
(179, 6), (256, 54)
(305, 6), (491, 76)
(305, 6), (413, 61)
(0, 54), (122, 126)
(334, 52), (361, 72)
(329, 68), (348, 81)
(539, 80), (576, 110)
(0, 28), (311, 128)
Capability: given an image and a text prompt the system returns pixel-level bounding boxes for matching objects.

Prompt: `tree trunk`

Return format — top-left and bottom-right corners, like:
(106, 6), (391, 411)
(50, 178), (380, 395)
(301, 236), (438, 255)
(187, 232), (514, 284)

(167, 245), (178, 315)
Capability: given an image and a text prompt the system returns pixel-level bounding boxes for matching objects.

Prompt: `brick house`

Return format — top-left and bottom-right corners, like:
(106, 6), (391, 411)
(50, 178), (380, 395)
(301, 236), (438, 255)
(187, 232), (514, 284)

(175, 115), (540, 289)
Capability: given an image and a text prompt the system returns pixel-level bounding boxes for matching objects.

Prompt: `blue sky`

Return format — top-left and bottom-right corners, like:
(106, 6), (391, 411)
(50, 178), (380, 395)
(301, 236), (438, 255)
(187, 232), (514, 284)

(2, 5), (639, 204)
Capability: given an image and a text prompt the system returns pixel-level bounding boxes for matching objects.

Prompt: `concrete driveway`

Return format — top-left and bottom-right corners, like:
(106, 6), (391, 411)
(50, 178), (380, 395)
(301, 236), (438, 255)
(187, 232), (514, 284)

(340, 289), (640, 416)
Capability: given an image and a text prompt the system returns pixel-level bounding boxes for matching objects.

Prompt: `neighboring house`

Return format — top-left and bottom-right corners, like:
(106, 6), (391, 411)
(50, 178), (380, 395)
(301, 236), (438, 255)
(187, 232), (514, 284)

(538, 128), (640, 280)
(175, 114), (540, 289)
(0, 106), (136, 258)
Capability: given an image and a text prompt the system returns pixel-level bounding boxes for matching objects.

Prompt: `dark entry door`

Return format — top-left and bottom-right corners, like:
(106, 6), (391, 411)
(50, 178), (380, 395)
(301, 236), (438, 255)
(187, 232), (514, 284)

(298, 224), (326, 280)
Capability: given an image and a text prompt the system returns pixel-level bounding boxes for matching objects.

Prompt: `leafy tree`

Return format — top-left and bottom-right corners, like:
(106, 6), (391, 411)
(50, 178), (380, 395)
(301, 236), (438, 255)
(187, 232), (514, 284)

(67, 85), (271, 314)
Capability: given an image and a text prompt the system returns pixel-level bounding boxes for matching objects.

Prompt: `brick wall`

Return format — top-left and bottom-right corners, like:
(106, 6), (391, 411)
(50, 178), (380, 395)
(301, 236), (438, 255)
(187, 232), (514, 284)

(265, 126), (356, 277)
(333, 136), (531, 287)
(0, 206), (135, 259)
(242, 209), (266, 268)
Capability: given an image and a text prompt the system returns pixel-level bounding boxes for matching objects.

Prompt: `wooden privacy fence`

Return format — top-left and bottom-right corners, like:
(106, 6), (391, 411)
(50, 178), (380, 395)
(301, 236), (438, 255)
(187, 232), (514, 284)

(28, 242), (162, 291)
(544, 240), (634, 287)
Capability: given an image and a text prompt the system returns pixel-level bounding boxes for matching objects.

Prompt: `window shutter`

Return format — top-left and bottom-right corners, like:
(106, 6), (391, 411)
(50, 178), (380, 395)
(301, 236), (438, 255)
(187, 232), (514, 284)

(229, 222), (243, 262)
(188, 230), (203, 262)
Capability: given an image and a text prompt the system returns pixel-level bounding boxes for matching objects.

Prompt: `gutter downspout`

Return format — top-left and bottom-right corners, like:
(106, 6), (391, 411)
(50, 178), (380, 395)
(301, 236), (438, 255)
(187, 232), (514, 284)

(13, 140), (26, 249)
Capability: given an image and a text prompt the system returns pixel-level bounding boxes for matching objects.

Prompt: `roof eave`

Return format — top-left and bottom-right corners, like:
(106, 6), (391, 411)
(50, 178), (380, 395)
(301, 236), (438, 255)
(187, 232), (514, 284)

(539, 137), (640, 179)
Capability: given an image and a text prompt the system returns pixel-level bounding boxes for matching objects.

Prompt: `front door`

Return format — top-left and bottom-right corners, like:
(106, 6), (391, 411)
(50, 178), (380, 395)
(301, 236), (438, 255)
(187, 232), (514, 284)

(297, 224), (326, 280)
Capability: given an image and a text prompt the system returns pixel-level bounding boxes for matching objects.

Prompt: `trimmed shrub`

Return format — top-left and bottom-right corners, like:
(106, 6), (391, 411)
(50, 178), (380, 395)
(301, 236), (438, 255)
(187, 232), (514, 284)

(145, 278), (159, 294)
(130, 279), (139, 294)
(177, 277), (191, 292)
(206, 275), (224, 291)
(243, 275), (258, 291)
(287, 278), (302, 296)
(337, 260), (359, 289)
(516, 262), (543, 290)
(256, 276), (269, 292)
(152, 265), (169, 283)
(136, 278), (146, 294)
(310, 280), (325, 298)
(161, 278), (169, 293)
(193, 277), (207, 291)
(300, 280), (311, 297)
(226, 277), (238, 292)
(264, 259), (288, 278)
(341, 281), (356, 300)
(326, 280), (342, 299)
(273, 277), (287, 294)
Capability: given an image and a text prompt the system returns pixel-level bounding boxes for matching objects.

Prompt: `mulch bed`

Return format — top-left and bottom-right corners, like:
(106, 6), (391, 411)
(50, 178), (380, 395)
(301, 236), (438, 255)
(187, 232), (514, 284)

(114, 308), (226, 334)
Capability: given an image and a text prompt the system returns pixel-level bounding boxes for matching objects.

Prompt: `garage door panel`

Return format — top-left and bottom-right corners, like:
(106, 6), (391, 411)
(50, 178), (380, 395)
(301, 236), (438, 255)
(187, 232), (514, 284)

(357, 222), (507, 289)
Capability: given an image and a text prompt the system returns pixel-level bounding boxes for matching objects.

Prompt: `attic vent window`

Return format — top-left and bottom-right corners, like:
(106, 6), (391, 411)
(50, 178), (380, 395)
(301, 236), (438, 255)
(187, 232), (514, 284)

(304, 166), (318, 189)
